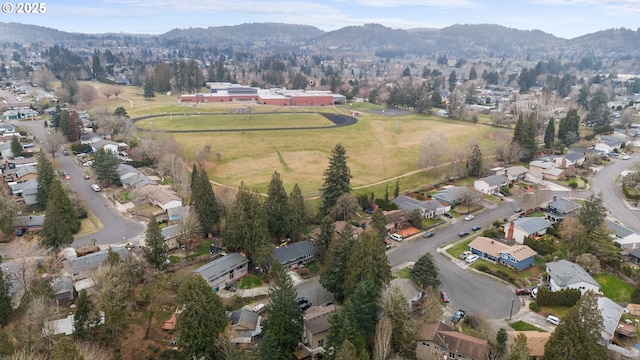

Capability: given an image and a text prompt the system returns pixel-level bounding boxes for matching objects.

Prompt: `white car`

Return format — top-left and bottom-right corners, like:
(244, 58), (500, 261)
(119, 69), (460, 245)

(465, 254), (479, 264)
(622, 155), (631, 160)
(83, 160), (94, 167)
(91, 184), (101, 192)
(464, 214), (474, 221)
(389, 233), (403, 242)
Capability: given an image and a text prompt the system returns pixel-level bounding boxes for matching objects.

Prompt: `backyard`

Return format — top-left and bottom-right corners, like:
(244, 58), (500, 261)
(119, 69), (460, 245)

(595, 273), (633, 302)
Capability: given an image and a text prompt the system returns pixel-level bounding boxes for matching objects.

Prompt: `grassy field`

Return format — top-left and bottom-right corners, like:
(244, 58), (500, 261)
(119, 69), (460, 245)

(77, 81), (515, 197)
(509, 320), (547, 332)
(595, 273), (633, 302)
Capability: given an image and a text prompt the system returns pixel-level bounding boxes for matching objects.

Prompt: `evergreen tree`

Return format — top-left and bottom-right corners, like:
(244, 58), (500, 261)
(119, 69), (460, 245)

(512, 113), (525, 146)
(0, 269), (12, 326)
(394, 178), (400, 198)
(448, 71), (458, 92)
(41, 179), (77, 249)
(585, 222), (620, 267)
(558, 109), (580, 145)
(577, 84), (590, 109)
(59, 109), (70, 136)
(266, 171), (289, 239)
(10, 136), (23, 157)
(92, 148), (121, 186)
(345, 279), (379, 343)
(343, 230), (391, 297)
(577, 193), (606, 233)
(0, 328), (14, 356)
(334, 340), (363, 360)
(508, 332), (530, 360)
(143, 80), (155, 98)
(192, 167), (219, 236)
(177, 275), (227, 360)
(51, 338), (84, 360)
(222, 182), (270, 265)
(370, 209), (388, 241)
(189, 163), (198, 201)
(36, 151), (55, 209)
(469, 66), (478, 80)
(73, 289), (96, 341)
(490, 328), (508, 360)
(259, 262), (303, 360)
(522, 113), (538, 161)
(288, 183), (308, 241)
(631, 283), (640, 304)
(321, 226), (355, 301)
(410, 252), (441, 289)
(143, 215), (168, 269)
(326, 311), (368, 360)
(315, 215), (334, 262)
(544, 117), (555, 149)
(320, 144), (352, 216)
(467, 144), (483, 177)
(543, 291), (606, 360)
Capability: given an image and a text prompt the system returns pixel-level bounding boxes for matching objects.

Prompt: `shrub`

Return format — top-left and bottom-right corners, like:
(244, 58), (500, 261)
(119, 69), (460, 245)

(529, 302), (541, 312)
(375, 198), (398, 211)
(476, 263), (489, 272)
(621, 265), (633, 277)
(536, 287), (581, 307)
(524, 237), (557, 255)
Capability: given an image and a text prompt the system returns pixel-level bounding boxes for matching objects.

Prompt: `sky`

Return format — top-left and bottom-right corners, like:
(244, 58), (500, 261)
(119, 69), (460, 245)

(0, 0), (639, 39)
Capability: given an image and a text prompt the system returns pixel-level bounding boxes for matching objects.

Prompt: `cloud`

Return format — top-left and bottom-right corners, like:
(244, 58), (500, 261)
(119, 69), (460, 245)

(332, 0), (479, 8)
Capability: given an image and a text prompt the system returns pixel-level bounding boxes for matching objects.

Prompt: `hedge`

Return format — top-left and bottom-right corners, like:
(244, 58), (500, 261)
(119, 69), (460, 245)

(536, 287), (581, 307)
(623, 183), (640, 200)
(524, 237), (557, 255)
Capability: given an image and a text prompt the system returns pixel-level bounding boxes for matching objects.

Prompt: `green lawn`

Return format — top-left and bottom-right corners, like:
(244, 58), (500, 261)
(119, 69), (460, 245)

(394, 267), (413, 280)
(595, 273), (633, 302)
(304, 261), (320, 274)
(509, 320), (547, 332)
(239, 275), (263, 289)
(445, 238), (473, 258)
(539, 305), (571, 318)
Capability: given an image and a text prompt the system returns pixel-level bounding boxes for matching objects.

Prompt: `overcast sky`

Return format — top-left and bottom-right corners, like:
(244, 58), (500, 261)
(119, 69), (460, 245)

(1, 0), (638, 39)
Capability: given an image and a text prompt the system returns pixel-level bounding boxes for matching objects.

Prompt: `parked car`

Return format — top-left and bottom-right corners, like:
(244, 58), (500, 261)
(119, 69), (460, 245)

(364, 208), (375, 214)
(465, 254), (479, 264)
(296, 297), (312, 311)
(385, 240), (392, 249)
(464, 214), (474, 221)
(423, 231), (435, 238)
(471, 225), (481, 231)
(440, 291), (450, 303)
(16, 227), (27, 237)
(62, 149), (69, 156)
(623, 155), (632, 160)
(91, 184), (101, 192)
(514, 207), (523, 213)
(459, 251), (472, 260)
(546, 315), (560, 325)
(83, 160), (94, 167)
(451, 309), (466, 323)
(443, 212), (453, 219)
(389, 233), (403, 242)
(224, 284), (237, 292)
(458, 231), (469, 237)
(516, 288), (532, 295)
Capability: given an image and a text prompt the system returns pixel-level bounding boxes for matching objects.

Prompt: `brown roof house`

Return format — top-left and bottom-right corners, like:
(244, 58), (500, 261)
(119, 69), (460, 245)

(295, 304), (336, 359)
(333, 220), (364, 239)
(416, 321), (489, 360)
(468, 236), (537, 271)
(507, 331), (551, 360)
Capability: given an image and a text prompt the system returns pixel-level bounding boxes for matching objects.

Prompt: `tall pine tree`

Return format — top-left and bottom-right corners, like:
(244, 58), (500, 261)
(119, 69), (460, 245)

(343, 230), (392, 297)
(266, 171), (289, 239)
(467, 144), (483, 177)
(544, 117), (555, 149)
(143, 215), (168, 269)
(558, 109), (580, 145)
(36, 151), (55, 209)
(320, 144), (352, 216)
(41, 179), (76, 250)
(288, 183), (308, 241)
(321, 225), (355, 301)
(192, 167), (219, 236)
(315, 215), (335, 262)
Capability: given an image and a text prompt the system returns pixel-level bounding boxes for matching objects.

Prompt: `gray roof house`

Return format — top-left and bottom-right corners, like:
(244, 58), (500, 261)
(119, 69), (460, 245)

(606, 219), (640, 249)
(13, 215), (45, 230)
(545, 260), (600, 294)
(271, 240), (315, 271)
(161, 224), (183, 250)
(432, 186), (467, 205)
(9, 178), (38, 205)
(393, 195), (450, 219)
(63, 246), (130, 280)
(51, 275), (76, 306)
(228, 308), (262, 344)
(505, 217), (552, 244)
(546, 197), (581, 223)
(597, 297), (624, 346)
(193, 253), (249, 291)
(495, 165), (529, 181)
(474, 174), (509, 195)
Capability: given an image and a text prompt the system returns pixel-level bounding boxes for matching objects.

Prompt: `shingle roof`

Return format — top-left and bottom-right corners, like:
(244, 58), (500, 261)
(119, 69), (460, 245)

(432, 186), (466, 204)
(565, 152), (585, 161)
(13, 215), (45, 227)
(192, 253), (248, 284)
(63, 247), (130, 278)
(547, 197), (581, 214)
(229, 309), (259, 331)
(546, 260), (599, 288)
(597, 297), (624, 344)
(469, 237), (511, 259)
(477, 174), (509, 186)
(304, 305), (335, 335)
(393, 195), (445, 213)
(501, 245), (537, 261)
(271, 241), (315, 265)
(513, 217), (551, 235)
(606, 219), (634, 239)
(161, 224), (183, 240)
(505, 165), (529, 176)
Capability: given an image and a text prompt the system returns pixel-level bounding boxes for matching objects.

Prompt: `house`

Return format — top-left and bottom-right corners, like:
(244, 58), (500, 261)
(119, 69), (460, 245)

(138, 185), (183, 211)
(432, 186), (467, 206)
(606, 219), (640, 249)
(594, 139), (624, 154)
(474, 174), (508, 195)
(393, 195), (450, 219)
(167, 205), (191, 223)
(333, 220), (363, 239)
(9, 178), (38, 205)
(383, 209), (412, 233)
(297, 305), (336, 359)
(63, 246), (130, 281)
(546, 196), (581, 223)
(545, 260), (600, 294)
(542, 167), (565, 180)
(271, 241), (315, 271)
(390, 278), (423, 307)
(561, 152), (586, 168)
(228, 308), (262, 345)
(91, 139), (121, 154)
(504, 217), (552, 244)
(415, 321), (490, 360)
(494, 165), (529, 182)
(468, 237), (537, 271)
(2, 164), (37, 182)
(51, 275), (76, 306)
(597, 297), (624, 346)
(13, 215), (45, 231)
(192, 253), (249, 291)
(507, 331), (551, 360)
(529, 160), (558, 177)
(161, 224), (183, 250)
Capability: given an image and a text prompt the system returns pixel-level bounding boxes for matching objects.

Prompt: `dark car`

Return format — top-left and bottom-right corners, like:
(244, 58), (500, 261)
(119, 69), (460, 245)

(423, 231), (435, 238)
(471, 226), (481, 231)
(451, 309), (466, 323)
(296, 297), (312, 311)
(364, 208), (375, 214)
(458, 231), (469, 237)
(443, 213), (453, 219)
(516, 288), (532, 296)
(514, 208), (523, 213)
(16, 227), (27, 237)
(224, 284), (237, 292)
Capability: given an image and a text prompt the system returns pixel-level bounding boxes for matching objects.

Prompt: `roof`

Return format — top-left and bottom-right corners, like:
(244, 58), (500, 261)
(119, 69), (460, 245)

(383, 209), (410, 225)
(501, 245), (537, 261)
(529, 160), (557, 170)
(507, 331), (551, 357)
(63, 246), (130, 278)
(192, 253), (249, 284)
(51, 276), (74, 298)
(304, 305), (335, 335)
(565, 152), (586, 161)
(505, 165), (529, 176)
(13, 215), (45, 227)
(138, 185), (182, 205)
(161, 224), (183, 240)
(513, 217), (552, 235)
(333, 221), (363, 236)
(168, 205), (191, 220)
(416, 321), (489, 359)
(547, 197), (581, 214)
(432, 186), (466, 203)
(606, 219), (634, 239)
(271, 241), (315, 265)
(393, 195), (445, 213)
(545, 260), (599, 288)
(598, 297), (624, 344)
(469, 236), (511, 259)
(229, 309), (260, 331)
(544, 167), (565, 176)
(476, 174), (508, 186)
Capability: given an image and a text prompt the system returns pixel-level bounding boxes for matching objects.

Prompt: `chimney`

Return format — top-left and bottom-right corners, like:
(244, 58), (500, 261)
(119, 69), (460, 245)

(507, 221), (514, 241)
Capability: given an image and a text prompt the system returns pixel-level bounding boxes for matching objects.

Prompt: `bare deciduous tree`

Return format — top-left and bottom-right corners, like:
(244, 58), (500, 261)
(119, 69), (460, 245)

(94, 258), (134, 339)
(329, 193), (360, 221)
(102, 86), (113, 99)
(73, 83), (98, 106)
(25, 296), (61, 354)
(419, 132), (448, 174)
(177, 210), (201, 258)
(31, 68), (55, 91)
(559, 217), (585, 244)
(379, 284), (415, 357)
(575, 253), (601, 274)
(42, 129), (66, 161)
(373, 315), (393, 360)
(112, 86), (122, 99)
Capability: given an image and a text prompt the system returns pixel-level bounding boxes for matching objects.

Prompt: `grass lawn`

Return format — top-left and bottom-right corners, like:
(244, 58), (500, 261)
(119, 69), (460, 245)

(509, 320), (547, 332)
(517, 256), (545, 282)
(594, 273), (633, 302)
(445, 238), (473, 258)
(304, 261), (321, 274)
(186, 240), (214, 259)
(539, 305), (571, 318)
(239, 275), (263, 289)
(394, 267), (413, 280)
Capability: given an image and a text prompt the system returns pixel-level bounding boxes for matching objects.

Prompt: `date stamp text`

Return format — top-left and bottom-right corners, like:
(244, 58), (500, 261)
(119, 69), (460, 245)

(2, 3), (46, 14)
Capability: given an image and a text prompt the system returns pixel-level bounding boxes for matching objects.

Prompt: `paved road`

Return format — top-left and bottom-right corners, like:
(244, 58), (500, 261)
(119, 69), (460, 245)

(591, 153), (640, 232)
(21, 120), (146, 247)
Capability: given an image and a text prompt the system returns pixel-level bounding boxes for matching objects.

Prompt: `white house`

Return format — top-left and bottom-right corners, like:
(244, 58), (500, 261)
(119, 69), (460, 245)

(494, 166), (529, 182)
(594, 139), (623, 154)
(138, 185), (183, 211)
(91, 139), (120, 154)
(474, 174), (508, 195)
(606, 219), (640, 249)
(504, 217), (552, 244)
(545, 260), (600, 294)
(393, 195), (450, 219)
